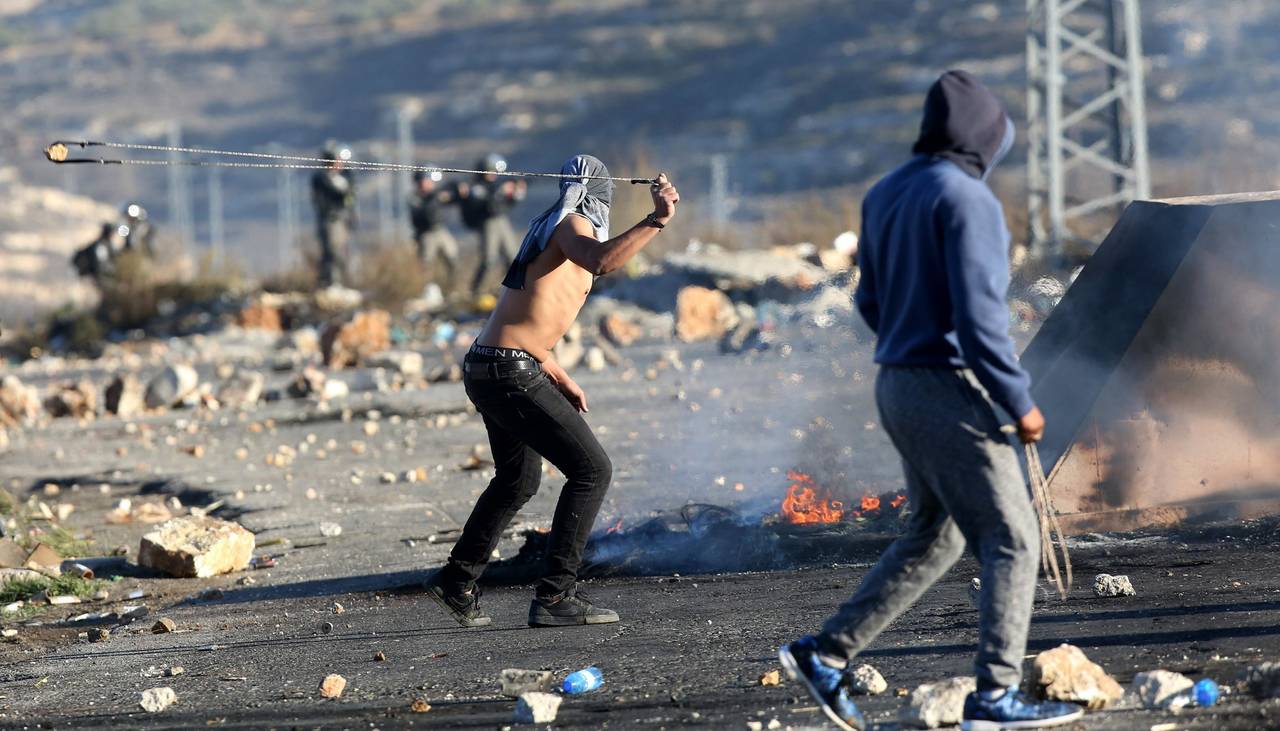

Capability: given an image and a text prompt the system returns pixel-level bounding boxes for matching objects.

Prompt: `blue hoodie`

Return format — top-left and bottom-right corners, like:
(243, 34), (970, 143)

(854, 70), (1034, 419)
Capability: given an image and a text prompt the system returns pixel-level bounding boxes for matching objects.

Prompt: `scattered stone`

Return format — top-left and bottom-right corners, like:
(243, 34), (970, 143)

(322, 379), (350, 401)
(585, 347), (607, 372)
(86, 627), (110, 642)
(600, 312), (643, 347)
(0, 375), (40, 428)
(318, 673), (347, 699)
(1031, 644), (1123, 709)
(900, 676), (976, 729)
(166, 666), (184, 677)
(968, 577), (982, 610)
(44, 381), (97, 419)
(675, 286), (737, 342)
(139, 687), (177, 713)
(237, 298), (283, 332)
(152, 617), (177, 634)
(217, 371), (264, 409)
(758, 669), (782, 686)
(1128, 670), (1193, 709)
(333, 602), (345, 614)
(321, 309), (391, 368)
(379, 472), (398, 484)
(1093, 574), (1136, 598)
(1, 628), (17, 639)
(847, 663), (888, 695)
(514, 692), (561, 724)
(288, 366), (328, 399)
(138, 516), (255, 578)
(374, 650), (386, 662)
(144, 365), (199, 410)
(410, 697), (431, 713)
(1243, 662), (1280, 699)
(501, 668), (555, 697)
(368, 350), (424, 378)
(319, 521), (343, 538)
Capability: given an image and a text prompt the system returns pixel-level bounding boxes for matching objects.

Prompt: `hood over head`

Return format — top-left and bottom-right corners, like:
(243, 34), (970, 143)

(502, 154), (613, 290)
(912, 70), (1014, 180)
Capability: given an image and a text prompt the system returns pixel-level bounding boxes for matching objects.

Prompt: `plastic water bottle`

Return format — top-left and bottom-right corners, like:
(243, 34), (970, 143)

(561, 666), (604, 694)
(1193, 678), (1220, 707)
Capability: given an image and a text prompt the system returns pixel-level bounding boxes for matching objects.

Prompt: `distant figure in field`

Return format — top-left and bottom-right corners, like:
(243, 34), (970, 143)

(458, 153), (526, 297)
(408, 169), (460, 288)
(311, 146), (356, 288)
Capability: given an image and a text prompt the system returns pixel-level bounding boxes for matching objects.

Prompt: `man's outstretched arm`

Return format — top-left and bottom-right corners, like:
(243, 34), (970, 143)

(556, 173), (680, 276)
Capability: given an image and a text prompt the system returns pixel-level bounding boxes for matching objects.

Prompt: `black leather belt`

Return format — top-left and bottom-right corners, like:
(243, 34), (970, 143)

(463, 359), (540, 380)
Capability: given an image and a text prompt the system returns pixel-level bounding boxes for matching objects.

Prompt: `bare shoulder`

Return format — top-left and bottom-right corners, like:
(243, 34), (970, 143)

(549, 213), (596, 248)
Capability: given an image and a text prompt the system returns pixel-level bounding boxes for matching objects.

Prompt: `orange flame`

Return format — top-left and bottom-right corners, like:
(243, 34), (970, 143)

(606, 518), (624, 534)
(860, 495), (881, 512)
(781, 471), (845, 525)
(890, 494), (907, 509)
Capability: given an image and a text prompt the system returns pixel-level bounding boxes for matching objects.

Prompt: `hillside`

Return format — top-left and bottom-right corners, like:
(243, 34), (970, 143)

(2, 0), (1279, 274)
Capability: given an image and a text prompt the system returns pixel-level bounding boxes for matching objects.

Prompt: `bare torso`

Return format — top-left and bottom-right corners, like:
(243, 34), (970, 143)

(476, 214), (595, 358)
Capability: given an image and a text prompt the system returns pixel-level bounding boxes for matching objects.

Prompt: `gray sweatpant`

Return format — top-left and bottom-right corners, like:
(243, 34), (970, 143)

(817, 366), (1039, 690)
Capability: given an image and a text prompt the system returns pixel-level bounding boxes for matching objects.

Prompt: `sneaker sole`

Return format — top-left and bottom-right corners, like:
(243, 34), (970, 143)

(423, 585), (492, 627)
(960, 707), (1084, 731)
(528, 611), (620, 627)
(778, 645), (862, 731)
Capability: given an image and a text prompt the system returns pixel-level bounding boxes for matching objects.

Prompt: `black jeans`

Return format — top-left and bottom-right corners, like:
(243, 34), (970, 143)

(440, 350), (612, 598)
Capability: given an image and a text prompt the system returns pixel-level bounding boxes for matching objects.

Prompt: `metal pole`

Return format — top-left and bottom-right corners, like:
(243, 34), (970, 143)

(1044, 0), (1066, 256)
(167, 121), (195, 252)
(709, 154), (729, 237)
(1026, 0), (1047, 248)
(209, 166), (225, 267)
(1124, 0), (1151, 199)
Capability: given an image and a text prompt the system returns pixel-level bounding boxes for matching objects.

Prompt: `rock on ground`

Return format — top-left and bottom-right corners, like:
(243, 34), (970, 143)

(847, 663), (887, 695)
(1244, 662), (1280, 699)
(44, 380), (96, 419)
(321, 309), (390, 368)
(288, 366), (328, 399)
(138, 516), (255, 578)
(144, 365), (199, 409)
(367, 350), (424, 378)
(139, 687), (177, 713)
(1031, 643), (1123, 709)
(514, 692), (561, 724)
(104, 374), (145, 417)
(900, 676), (976, 729)
(0, 375), (39, 428)
(1128, 669), (1193, 709)
(675, 286), (737, 342)
(500, 668), (555, 697)
(216, 371), (264, 409)
(318, 673), (346, 699)
(1094, 573), (1137, 597)
(237, 299), (283, 332)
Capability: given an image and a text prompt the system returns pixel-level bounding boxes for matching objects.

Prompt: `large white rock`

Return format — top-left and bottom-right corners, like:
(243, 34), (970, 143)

(514, 692), (561, 724)
(216, 371), (264, 409)
(144, 365), (199, 409)
(900, 676), (976, 729)
(847, 663), (887, 695)
(104, 374), (146, 417)
(1093, 574), (1137, 597)
(139, 687), (177, 713)
(1031, 643), (1123, 709)
(138, 516), (254, 578)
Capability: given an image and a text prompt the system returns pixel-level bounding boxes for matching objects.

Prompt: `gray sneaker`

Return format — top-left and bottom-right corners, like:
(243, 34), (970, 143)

(528, 589), (619, 627)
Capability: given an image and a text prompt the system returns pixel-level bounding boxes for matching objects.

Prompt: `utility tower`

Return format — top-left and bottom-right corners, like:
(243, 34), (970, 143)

(1026, 0), (1151, 257)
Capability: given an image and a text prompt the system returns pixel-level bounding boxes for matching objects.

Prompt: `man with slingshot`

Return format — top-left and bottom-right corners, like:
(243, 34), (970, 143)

(424, 155), (679, 628)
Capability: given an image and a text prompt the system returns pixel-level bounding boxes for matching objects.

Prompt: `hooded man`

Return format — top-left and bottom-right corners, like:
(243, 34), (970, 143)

(778, 72), (1082, 731)
(425, 155), (679, 628)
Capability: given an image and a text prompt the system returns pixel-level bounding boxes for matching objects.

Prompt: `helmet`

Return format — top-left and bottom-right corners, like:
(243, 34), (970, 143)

(413, 169), (443, 184)
(122, 203), (147, 221)
(320, 144), (352, 162)
(479, 153), (507, 173)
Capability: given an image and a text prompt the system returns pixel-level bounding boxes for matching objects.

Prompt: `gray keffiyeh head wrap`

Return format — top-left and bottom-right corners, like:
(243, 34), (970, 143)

(502, 154), (612, 289)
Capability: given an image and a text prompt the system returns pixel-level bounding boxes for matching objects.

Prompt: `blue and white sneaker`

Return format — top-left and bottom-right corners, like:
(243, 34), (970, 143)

(961, 687), (1084, 730)
(778, 636), (866, 731)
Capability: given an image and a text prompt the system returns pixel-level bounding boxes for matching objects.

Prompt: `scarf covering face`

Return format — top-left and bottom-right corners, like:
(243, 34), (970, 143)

(502, 154), (613, 289)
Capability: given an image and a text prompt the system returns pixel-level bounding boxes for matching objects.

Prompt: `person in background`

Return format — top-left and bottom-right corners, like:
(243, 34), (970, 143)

(459, 153), (526, 297)
(408, 169), (460, 288)
(777, 71), (1083, 731)
(311, 146), (356, 288)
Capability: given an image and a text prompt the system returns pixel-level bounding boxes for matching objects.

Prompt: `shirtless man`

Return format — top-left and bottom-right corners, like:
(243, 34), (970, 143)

(425, 155), (679, 627)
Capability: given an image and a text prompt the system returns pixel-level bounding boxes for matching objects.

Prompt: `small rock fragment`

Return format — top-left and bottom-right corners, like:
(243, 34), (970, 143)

(152, 617), (177, 634)
(1244, 662), (1280, 699)
(847, 663), (887, 695)
(758, 669), (782, 686)
(1031, 643), (1123, 709)
(319, 521), (343, 537)
(410, 697), (431, 713)
(318, 673), (346, 699)
(514, 692), (561, 724)
(501, 668), (555, 697)
(1129, 670), (1193, 709)
(968, 577), (982, 609)
(139, 687), (177, 713)
(900, 676), (976, 729)
(144, 365), (199, 409)
(87, 628), (110, 643)
(374, 651), (387, 662)
(1093, 574), (1136, 597)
